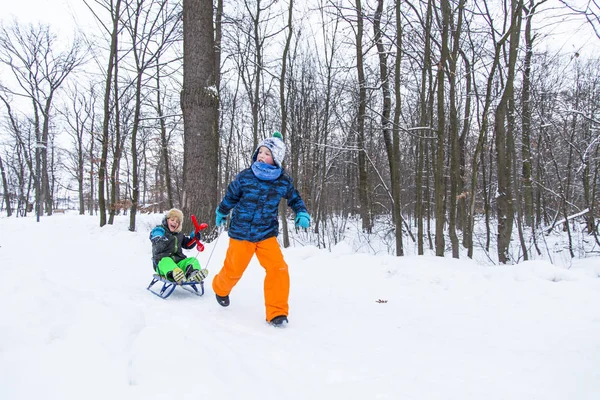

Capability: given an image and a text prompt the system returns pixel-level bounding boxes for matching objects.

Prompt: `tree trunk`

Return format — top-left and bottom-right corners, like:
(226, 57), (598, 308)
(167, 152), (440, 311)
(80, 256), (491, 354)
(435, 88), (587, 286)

(434, 0), (451, 257)
(416, 0), (434, 255)
(495, 0), (522, 264)
(98, 0), (121, 227)
(108, 45), (122, 226)
(376, 0), (403, 255)
(41, 97), (55, 216)
(88, 122), (96, 216)
(522, 1), (535, 227)
(355, 0), (371, 233)
(447, 0), (466, 259)
(0, 154), (12, 216)
(156, 64), (174, 209)
(458, 49), (472, 236)
(250, 0), (262, 150)
(465, 12), (513, 258)
(279, 0), (294, 248)
(181, 0), (220, 235)
(129, 69), (143, 232)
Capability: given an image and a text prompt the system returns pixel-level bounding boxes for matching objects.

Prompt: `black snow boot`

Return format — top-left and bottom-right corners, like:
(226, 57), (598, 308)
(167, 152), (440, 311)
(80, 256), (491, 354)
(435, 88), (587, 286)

(269, 315), (288, 327)
(216, 293), (230, 307)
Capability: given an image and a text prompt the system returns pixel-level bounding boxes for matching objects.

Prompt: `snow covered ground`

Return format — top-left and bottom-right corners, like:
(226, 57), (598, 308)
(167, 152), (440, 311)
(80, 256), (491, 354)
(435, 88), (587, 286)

(1, 213), (599, 400)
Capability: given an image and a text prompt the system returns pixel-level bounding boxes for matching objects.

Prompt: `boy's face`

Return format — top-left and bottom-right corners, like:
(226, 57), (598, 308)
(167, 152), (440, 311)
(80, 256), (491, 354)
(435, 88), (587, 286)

(256, 146), (274, 165)
(167, 217), (180, 232)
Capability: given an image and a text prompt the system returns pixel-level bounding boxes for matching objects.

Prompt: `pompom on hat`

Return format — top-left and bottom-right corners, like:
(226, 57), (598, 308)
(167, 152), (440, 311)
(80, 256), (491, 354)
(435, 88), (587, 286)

(165, 208), (184, 232)
(252, 131), (286, 168)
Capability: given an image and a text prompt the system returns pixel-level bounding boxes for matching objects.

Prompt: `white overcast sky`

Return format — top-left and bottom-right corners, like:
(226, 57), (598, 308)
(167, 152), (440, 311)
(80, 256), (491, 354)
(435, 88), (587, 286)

(4, 0), (73, 25)
(3, 0), (95, 36)
(2, 0), (599, 56)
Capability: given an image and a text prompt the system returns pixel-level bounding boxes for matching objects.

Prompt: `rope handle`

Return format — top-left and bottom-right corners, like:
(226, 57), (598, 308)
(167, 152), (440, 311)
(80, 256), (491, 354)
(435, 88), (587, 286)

(200, 226), (223, 270)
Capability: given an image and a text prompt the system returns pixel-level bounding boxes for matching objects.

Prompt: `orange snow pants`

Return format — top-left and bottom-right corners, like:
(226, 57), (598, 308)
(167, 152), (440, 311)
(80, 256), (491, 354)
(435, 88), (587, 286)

(212, 237), (289, 321)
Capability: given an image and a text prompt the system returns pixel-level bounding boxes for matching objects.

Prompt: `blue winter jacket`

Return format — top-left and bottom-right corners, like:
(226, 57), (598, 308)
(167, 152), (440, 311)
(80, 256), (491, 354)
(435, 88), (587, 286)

(218, 167), (307, 242)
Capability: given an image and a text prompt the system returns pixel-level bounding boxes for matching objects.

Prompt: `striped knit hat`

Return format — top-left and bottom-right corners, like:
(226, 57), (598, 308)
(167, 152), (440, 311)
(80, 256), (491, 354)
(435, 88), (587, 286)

(252, 131), (286, 168)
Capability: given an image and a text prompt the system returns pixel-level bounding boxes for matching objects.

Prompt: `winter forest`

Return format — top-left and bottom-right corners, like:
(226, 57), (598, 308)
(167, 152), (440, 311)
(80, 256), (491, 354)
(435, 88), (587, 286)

(1, 0), (599, 265)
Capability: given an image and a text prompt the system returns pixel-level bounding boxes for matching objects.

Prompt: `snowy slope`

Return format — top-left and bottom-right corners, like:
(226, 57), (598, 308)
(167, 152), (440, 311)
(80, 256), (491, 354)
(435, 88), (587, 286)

(1, 213), (599, 400)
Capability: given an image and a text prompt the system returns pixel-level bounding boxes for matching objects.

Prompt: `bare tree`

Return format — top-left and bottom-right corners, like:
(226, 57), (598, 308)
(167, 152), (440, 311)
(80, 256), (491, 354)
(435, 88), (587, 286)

(495, 0), (523, 264)
(375, 0), (403, 255)
(0, 153), (11, 216)
(433, 0), (450, 257)
(153, 63), (175, 210)
(279, 0), (294, 248)
(0, 93), (35, 216)
(0, 22), (86, 220)
(61, 85), (97, 214)
(464, 2), (512, 259)
(310, 0), (344, 249)
(414, 0), (435, 256)
(121, 0), (182, 232)
(558, 0), (600, 39)
(446, 0), (467, 258)
(354, 0), (372, 233)
(521, 0), (548, 228)
(87, 0), (123, 227)
(107, 39), (125, 226)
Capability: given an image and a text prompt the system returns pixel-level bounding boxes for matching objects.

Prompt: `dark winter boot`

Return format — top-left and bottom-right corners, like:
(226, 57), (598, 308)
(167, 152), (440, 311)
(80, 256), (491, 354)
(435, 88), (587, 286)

(269, 315), (288, 327)
(216, 293), (230, 307)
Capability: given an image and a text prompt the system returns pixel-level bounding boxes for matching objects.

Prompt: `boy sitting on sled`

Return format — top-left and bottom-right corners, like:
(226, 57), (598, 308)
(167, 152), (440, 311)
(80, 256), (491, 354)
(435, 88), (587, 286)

(150, 208), (208, 283)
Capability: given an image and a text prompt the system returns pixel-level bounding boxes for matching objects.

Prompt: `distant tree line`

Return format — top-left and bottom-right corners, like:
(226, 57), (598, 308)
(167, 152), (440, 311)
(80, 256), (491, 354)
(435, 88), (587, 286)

(0, 0), (599, 264)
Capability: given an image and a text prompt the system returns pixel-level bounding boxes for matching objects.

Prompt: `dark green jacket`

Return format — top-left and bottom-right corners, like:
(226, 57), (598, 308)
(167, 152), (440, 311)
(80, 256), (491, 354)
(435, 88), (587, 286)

(149, 218), (195, 266)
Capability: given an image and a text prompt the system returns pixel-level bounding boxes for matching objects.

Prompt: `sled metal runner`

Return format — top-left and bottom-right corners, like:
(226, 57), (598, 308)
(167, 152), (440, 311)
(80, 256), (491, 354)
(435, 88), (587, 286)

(147, 274), (205, 299)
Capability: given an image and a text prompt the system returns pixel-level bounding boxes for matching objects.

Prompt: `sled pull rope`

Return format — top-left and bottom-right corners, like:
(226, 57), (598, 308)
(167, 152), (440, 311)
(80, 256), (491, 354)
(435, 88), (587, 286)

(197, 226), (222, 270)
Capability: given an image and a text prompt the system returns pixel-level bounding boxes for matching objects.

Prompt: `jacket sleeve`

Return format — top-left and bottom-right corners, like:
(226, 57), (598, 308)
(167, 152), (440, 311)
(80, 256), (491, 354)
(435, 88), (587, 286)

(149, 226), (166, 242)
(182, 235), (196, 250)
(285, 179), (307, 215)
(150, 226), (169, 252)
(150, 227), (174, 261)
(218, 174), (243, 214)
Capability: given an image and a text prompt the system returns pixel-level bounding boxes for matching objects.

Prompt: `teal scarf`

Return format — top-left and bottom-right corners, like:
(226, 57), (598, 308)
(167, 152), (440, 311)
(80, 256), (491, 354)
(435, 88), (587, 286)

(251, 161), (282, 181)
